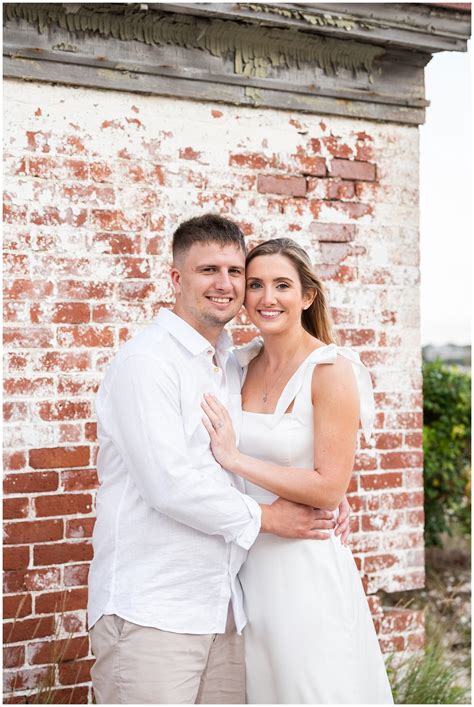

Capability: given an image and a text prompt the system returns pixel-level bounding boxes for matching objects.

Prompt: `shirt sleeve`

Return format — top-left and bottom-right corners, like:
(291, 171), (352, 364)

(101, 353), (261, 550)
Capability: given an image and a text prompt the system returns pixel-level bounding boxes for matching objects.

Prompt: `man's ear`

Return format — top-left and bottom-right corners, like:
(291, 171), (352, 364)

(170, 264), (182, 295)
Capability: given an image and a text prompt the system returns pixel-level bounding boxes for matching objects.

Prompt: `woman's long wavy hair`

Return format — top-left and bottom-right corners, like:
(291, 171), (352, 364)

(245, 238), (338, 345)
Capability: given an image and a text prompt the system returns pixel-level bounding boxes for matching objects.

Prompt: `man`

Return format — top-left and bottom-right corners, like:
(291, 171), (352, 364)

(88, 214), (349, 704)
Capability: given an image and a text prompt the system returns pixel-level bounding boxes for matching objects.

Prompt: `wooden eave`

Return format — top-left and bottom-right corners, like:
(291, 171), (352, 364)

(2, 3), (472, 125)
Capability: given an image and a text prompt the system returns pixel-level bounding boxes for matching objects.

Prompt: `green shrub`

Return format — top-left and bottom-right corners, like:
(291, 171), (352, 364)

(423, 361), (471, 546)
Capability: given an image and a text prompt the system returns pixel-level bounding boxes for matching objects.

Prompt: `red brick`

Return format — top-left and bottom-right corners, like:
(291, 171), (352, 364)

(353, 453), (377, 471)
(319, 242), (351, 264)
(3, 497), (29, 519)
(364, 554), (399, 573)
(57, 280), (115, 300)
(406, 632), (425, 651)
(292, 148), (326, 176)
(3, 451), (27, 470)
(405, 431), (423, 448)
(362, 512), (404, 532)
(57, 376), (99, 396)
(28, 635), (89, 665)
(179, 146), (201, 160)
(118, 281), (158, 301)
(3, 666), (55, 692)
(90, 161), (113, 182)
(3, 326), (54, 348)
(4, 615), (55, 643)
(379, 635), (405, 653)
(4, 519), (63, 545)
(30, 206), (86, 227)
(34, 493), (93, 517)
(314, 265), (358, 282)
(85, 422), (97, 442)
(60, 184), (115, 205)
(35, 587), (88, 614)
(118, 257), (151, 279)
(325, 179), (355, 200)
(3, 593), (32, 619)
(4, 253), (30, 277)
(57, 325), (114, 348)
(3, 401), (29, 421)
(360, 472), (403, 491)
(379, 490), (423, 510)
(4, 376), (54, 396)
(338, 329), (376, 347)
(28, 155), (57, 178)
(92, 233), (141, 254)
(329, 201), (372, 219)
(4, 567), (62, 594)
(4, 471), (59, 494)
(58, 658), (93, 686)
(407, 509), (425, 525)
(395, 412), (423, 429)
(257, 175), (306, 197)
(58, 423), (82, 443)
(63, 159), (89, 180)
(91, 209), (147, 231)
(61, 469), (98, 491)
(64, 563), (90, 586)
(380, 608), (424, 634)
(43, 686), (89, 703)
(329, 159), (376, 181)
(4, 546), (29, 570)
(3, 279), (54, 301)
(37, 352), (91, 372)
(380, 452), (423, 469)
(229, 152), (278, 170)
(33, 541), (93, 566)
(375, 433), (403, 450)
(30, 303), (91, 325)
(322, 136), (353, 158)
(36, 400), (91, 421)
(61, 611), (86, 634)
(66, 517), (96, 539)
(29, 446), (90, 469)
(4, 645), (25, 669)
(3, 202), (28, 224)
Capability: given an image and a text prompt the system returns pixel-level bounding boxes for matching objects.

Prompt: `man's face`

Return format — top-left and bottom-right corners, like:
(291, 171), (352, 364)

(171, 242), (246, 337)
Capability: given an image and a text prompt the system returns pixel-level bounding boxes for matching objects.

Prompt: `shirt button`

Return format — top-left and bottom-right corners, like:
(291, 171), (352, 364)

(213, 367), (220, 373)
(207, 349), (213, 356)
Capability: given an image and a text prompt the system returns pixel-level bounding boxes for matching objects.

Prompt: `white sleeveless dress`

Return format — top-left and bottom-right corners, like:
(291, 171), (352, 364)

(235, 342), (393, 704)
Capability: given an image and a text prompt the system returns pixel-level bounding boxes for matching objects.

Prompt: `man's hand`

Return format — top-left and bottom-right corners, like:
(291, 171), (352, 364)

(260, 497), (335, 540)
(334, 496), (351, 546)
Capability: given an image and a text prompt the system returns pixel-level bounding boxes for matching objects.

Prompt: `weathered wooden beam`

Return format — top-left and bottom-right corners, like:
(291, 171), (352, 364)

(3, 55), (426, 124)
(3, 12), (429, 124)
(151, 2), (471, 52)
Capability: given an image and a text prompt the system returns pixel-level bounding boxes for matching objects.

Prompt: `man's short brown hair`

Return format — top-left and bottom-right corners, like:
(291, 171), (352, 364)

(172, 214), (247, 261)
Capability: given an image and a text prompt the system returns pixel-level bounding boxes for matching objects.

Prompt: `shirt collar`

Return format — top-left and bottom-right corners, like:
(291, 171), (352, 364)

(233, 337), (263, 367)
(155, 308), (233, 357)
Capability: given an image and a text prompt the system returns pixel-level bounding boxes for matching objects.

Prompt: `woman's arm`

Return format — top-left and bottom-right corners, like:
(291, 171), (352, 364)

(201, 356), (360, 511)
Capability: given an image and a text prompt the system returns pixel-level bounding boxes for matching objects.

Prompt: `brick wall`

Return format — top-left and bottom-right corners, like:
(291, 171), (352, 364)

(3, 79), (424, 701)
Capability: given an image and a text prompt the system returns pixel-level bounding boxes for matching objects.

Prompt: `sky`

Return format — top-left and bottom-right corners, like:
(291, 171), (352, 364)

(420, 44), (472, 346)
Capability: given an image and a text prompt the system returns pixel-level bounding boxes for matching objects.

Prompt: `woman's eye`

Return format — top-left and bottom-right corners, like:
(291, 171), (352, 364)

(276, 283), (289, 289)
(247, 282), (262, 289)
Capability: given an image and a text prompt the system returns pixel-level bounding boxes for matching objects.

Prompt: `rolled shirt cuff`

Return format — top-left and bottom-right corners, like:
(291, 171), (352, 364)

(233, 495), (261, 550)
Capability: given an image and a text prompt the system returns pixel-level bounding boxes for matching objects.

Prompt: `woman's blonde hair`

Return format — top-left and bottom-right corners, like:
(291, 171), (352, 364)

(246, 238), (338, 345)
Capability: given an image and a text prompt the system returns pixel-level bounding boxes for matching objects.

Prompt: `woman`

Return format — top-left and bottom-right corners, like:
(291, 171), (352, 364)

(201, 238), (393, 704)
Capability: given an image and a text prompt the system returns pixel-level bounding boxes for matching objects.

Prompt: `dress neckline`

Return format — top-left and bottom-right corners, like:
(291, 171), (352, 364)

(241, 344), (333, 416)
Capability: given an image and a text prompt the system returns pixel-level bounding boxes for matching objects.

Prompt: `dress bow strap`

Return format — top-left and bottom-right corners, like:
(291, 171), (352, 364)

(272, 344), (375, 440)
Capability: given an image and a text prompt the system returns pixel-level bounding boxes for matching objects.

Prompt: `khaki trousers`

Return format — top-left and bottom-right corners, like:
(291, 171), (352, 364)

(89, 609), (245, 704)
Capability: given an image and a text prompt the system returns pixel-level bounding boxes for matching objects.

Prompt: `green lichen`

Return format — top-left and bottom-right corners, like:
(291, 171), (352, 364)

(4, 3), (384, 79)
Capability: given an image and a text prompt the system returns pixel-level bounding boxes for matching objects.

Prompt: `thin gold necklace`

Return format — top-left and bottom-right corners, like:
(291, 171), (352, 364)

(261, 339), (304, 404)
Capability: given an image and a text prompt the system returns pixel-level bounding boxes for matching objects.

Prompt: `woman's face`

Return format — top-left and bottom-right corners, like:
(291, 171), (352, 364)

(244, 253), (313, 335)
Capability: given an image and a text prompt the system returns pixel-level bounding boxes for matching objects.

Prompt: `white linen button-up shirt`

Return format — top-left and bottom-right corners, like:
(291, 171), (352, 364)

(88, 308), (262, 634)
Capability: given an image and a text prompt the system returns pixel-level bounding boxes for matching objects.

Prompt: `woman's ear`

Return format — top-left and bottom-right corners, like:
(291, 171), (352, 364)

(303, 289), (316, 310)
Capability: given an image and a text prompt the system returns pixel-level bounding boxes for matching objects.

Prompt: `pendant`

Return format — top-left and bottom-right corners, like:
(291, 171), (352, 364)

(262, 393), (268, 403)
